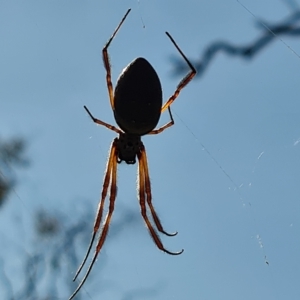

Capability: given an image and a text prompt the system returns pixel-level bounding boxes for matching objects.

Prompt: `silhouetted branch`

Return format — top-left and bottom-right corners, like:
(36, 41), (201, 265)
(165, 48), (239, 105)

(171, 9), (300, 78)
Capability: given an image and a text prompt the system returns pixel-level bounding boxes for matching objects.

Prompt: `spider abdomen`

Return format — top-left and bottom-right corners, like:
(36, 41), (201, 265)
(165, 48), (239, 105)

(114, 57), (163, 135)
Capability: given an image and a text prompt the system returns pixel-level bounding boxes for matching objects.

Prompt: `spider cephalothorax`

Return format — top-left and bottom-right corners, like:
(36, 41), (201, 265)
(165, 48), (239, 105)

(116, 133), (142, 164)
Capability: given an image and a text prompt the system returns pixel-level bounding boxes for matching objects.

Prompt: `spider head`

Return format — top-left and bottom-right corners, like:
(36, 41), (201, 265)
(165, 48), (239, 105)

(116, 133), (141, 164)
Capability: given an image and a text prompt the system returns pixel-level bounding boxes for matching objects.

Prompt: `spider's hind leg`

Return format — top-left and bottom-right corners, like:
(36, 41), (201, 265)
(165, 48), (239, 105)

(102, 9), (131, 110)
(161, 32), (196, 112)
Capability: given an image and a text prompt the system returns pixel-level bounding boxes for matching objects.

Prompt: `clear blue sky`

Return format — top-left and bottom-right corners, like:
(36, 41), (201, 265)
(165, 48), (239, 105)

(1, 0), (300, 299)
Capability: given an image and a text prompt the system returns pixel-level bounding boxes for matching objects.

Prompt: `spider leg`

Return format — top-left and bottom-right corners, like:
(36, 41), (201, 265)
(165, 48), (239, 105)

(161, 32), (196, 113)
(69, 141), (118, 300)
(84, 105), (123, 134)
(73, 141), (117, 281)
(138, 146), (183, 255)
(102, 9), (131, 110)
(140, 144), (177, 236)
(148, 107), (174, 135)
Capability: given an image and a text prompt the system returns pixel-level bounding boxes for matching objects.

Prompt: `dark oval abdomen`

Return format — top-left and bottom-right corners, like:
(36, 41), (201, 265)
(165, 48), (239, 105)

(113, 58), (162, 135)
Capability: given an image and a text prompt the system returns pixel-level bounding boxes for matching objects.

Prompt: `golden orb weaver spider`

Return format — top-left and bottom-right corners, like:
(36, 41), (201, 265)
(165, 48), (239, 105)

(69, 8), (196, 300)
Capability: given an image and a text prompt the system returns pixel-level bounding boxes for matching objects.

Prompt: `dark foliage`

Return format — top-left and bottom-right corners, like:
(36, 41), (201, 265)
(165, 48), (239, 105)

(0, 137), (29, 207)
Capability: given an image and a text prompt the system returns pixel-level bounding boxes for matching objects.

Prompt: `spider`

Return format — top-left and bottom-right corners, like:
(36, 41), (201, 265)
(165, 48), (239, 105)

(69, 8), (196, 300)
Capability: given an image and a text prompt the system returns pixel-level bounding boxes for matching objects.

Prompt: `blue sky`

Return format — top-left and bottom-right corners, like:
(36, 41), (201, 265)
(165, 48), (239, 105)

(0, 0), (300, 299)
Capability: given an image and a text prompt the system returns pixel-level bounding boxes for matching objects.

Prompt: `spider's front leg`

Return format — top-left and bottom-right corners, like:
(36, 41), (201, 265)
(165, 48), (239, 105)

(69, 140), (119, 300)
(137, 144), (183, 255)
